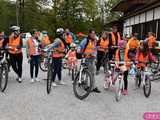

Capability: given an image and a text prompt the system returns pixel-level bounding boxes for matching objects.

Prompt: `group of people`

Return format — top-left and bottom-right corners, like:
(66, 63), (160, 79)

(0, 25), (159, 96)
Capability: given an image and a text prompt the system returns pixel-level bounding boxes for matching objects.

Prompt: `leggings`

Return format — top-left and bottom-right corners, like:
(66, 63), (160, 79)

(123, 70), (128, 90)
(52, 58), (62, 82)
(10, 53), (23, 78)
(30, 55), (40, 78)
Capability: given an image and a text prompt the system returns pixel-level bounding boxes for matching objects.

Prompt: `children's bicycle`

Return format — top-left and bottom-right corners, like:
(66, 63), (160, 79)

(134, 62), (152, 98)
(104, 61), (128, 102)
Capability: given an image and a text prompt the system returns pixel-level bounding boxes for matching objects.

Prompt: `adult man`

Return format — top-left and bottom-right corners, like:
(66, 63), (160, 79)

(78, 29), (101, 93)
(108, 25), (121, 60)
(8, 26), (23, 83)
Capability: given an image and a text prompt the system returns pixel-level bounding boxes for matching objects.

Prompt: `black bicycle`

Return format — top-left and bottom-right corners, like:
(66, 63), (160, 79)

(73, 57), (93, 100)
(0, 49), (9, 92)
(43, 50), (53, 94)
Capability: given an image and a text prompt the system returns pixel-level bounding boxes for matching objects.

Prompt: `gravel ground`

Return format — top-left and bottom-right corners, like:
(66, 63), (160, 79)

(0, 49), (160, 120)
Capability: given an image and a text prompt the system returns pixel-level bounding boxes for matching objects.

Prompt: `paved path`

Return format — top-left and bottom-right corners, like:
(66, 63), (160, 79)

(0, 50), (160, 120)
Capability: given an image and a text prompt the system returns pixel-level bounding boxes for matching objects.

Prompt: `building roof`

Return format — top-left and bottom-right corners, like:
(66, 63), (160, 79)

(112, 0), (146, 12)
(112, 0), (160, 19)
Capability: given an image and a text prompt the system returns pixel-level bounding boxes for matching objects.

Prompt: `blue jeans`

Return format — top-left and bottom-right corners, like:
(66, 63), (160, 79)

(30, 55), (40, 78)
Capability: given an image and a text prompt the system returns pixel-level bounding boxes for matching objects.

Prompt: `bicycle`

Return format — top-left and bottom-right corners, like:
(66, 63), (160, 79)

(73, 56), (93, 100)
(133, 61), (152, 98)
(42, 49), (53, 94)
(104, 61), (128, 102)
(0, 48), (10, 92)
(63, 58), (78, 81)
(39, 50), (48, 72)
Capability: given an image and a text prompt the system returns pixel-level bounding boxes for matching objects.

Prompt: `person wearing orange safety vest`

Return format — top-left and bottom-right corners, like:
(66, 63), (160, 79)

(146, 32), (157, 57)
(8, 26), (23, 83)
(96, 31), (109, 74)
(65, 32), (73, 48)
(77, 29), (101, 93)
(44, 28), (66, 87)
(108, 25), (121, 61)
(127, 33), (140, 60)
(26, 29), (41, 83)
(41, 31), (50, 48)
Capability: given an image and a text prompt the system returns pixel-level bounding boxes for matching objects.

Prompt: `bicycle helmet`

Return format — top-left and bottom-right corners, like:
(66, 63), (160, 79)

(56, 28), (64, 35)
(10, 26), (20, 32)
(70, 43), (76, 48)
(42, 30), (48, 35)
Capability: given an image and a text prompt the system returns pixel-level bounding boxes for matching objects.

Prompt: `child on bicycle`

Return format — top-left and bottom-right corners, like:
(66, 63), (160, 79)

(136, 41), (157, 69)
(115, 40), (130, 95)
(65, 43), (78, 68)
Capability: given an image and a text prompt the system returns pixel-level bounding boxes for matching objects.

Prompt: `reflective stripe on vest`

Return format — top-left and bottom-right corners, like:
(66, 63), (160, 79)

(111, 32), (121, 46)
(52, 41), (65, 58)
(8, 36), (22, 54)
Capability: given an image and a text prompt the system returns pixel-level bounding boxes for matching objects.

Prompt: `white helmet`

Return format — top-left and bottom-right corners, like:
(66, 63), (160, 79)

(56, 28), (64, 35)
(10, 26), (20, 32)
(70, 43), (76, 48)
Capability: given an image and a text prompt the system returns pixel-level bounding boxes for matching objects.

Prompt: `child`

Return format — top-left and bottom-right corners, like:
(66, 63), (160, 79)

(65, 43), (77, 69)
(136, 40), (157, 69)
(115, 40), (130, 95)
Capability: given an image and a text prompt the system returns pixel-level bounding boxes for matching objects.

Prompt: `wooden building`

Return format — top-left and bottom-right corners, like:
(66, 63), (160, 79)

(112, 0), (160, 40)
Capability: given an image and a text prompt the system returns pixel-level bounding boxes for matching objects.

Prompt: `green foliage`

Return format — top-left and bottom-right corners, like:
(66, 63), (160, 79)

(0, 0), (121, 36)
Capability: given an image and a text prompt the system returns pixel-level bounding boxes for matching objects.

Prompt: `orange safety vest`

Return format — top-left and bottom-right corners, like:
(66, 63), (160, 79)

(83, 40), (96, 58)
(27, 38), (39, 56)
(115, 49), (131, 69)
(148, 36), (156, 48)
(128, 38), (139, 49)
(98, 38), (109, 52)
(0, 40), (4, 48)
(136, 51), (148, 68)
(52, 41), (65, 58)
(65, 34), (73, 45)
(111, 32), (121, 46)
(41, 36), (50, 47)
(8, 36), (22, 54)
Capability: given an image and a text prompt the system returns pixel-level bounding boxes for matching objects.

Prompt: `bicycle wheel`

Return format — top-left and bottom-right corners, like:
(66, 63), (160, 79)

(143, 75), (151, 98)
(135, 71), (141, 88)
(73, 69), (93, 100)
(103, 71), (112, 89)
(0, 64), (8, 92)
(115, 74), (124, 102)
(47, 66), (52, 94)
(40, 57), (48, 72)
(71, 69), (75, 81)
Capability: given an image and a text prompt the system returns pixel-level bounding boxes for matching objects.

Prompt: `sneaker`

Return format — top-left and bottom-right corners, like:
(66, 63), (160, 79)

(35, 78), (40, 82)
(58, 80), (65, 85)
(122, 90), (128, 96)
(30, 79), (35, 83)
(92, 87), (101, 93)
(17, 78), (22, 83)
(52, 82), (57, 87)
